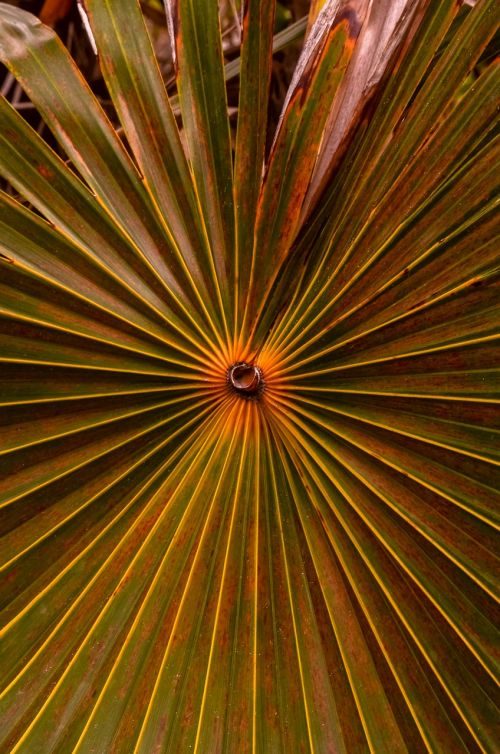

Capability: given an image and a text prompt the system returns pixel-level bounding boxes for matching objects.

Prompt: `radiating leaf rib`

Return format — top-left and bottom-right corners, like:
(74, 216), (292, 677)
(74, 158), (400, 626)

(251, 421), (290, 754)
(275, 406), (500, 676)
(0, 6), (226, 351)
(266, 62), (500, 354)
(0, 400), (214, 582)
(0, 303), (209, 376)
(257, 422), (313, 753)
(0, 391), (213, 466)
(0, 403), (217, 648)
(306, 0), (498, 273)
(305, 0), (460, 232)
(233, 0), (275, 342)
(0, 399), (224, 628)
(292, 392), (500, 464)
(266, 222), (498, 366)
(256, 1), (500, 354)
(277, 262), (499, 389)
(84, 0), (227, 338)
(0, 181), (197, 350)
(287, 400), (500, 598)
(315, 144), (499, 328)
(0, 106), (221, 356)
(201, 409), (261, 754)
(276, 441), (410, 754)
(191, 404), (255, 753)
(0, 361), (195, 405)
(274, 414), (499, 752)
(285, 285), (500, 381)
(284, 440), (464, 751)
(286, 337), (500, 385)
(2, 400), (235, 752)
(268, 425), (350, 754)
(0, 392), (224, 510)
(294, 365), (499, 401)
(166, 0), (235, 344)
(168, 15), (309, 115)
(73, 407), (241, 754)
(270, 139), (499, 365)
(245, 2), (364, 343)
(359, 0), (500, 213)
(280, 440), (493, 753)
(0, 318), (192, 376)
(281, 389), (500, 521)
(247, 0), (456, 346)
(0, 262), (192, 368)
(343, 60), (500, 259)
(311, 233), (499, 358)
(131, 403), (247, 754)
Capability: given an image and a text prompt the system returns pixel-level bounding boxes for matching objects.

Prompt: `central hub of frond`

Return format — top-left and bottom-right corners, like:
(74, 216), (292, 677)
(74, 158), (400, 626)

(228, 363), (263, 398)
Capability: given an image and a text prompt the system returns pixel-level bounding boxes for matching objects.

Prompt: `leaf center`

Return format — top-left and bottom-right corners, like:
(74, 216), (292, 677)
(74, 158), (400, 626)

(228, 363), (263, 397)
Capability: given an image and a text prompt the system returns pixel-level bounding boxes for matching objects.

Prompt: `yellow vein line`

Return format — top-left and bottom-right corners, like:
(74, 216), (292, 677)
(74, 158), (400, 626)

(276, 400), (500, 528)
(102, 0), (230, 356)
(287, 393), (500, 466)
(275, 441), (380, 754)
(6, 402), (234, 751)
(280, 432), (494, 753)
(275, 408), (499, 683)
(265, 423), (315, 754)
(272, 438), (352, 754)
(193, 403), (251, 753)
(132, 400), (244, 753)
(0, 384), (209, 407)
(0, 196), (222, 357)
(267, 172), (498, 356)
(29, 39), (227, 353)
(72, 404), (239, 752)
(284, 386), (500, 404)
(0, 357), (195, 376)
(282, 438), (477, 753)
(280, 333), (500, 376)
(0, 256), (205, 358)
(275, 268), (500, 369)
(252, 413), (260, 754)
(0, 401), (214, 573)
(0, 390), (205, 457)
(0, 307), (223, 372)
(274, 414), (499, 602)
(0, 392), (224, 510)
(0, 400), (229, 642)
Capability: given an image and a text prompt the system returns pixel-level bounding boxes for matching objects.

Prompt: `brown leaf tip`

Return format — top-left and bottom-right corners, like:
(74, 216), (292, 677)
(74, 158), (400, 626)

(228, 363), (264, 398)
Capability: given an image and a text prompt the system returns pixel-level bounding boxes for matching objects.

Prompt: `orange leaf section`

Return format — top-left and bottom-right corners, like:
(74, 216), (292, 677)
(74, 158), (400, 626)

(40, 0), (73, 26)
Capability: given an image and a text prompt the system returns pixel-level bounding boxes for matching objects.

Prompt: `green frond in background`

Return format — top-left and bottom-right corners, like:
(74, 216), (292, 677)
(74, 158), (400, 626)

(0, 0), (499, 751)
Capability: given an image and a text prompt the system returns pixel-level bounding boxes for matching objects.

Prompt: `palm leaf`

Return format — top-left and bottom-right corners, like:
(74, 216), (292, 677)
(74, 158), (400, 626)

(0, 1), (499, 752)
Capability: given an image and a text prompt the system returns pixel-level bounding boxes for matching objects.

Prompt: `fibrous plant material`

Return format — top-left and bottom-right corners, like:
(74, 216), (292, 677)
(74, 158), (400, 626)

(0, 1), (499, 752)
